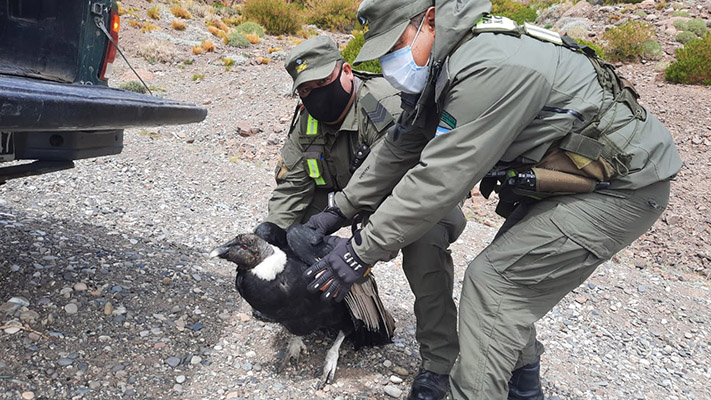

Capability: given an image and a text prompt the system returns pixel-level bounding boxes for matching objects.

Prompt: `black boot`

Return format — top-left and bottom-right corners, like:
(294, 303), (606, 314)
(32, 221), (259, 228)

(508, 358), (545, 400)
(407, 368), (450, 400)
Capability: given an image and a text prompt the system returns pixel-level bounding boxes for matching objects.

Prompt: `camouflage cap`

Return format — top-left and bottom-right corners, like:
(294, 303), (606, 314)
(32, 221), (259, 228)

(354, 0), (434, 65)
(285, 36), (341, 92)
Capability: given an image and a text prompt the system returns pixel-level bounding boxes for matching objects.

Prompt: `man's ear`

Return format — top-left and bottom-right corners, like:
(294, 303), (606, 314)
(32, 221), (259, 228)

(342, 62), (353, 75)
(425, 6), (436, 32)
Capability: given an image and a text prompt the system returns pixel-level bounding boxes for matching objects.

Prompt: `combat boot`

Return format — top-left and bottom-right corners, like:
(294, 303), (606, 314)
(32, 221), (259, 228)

(508, 358), (545, 400)
(407, 368), (450, 400)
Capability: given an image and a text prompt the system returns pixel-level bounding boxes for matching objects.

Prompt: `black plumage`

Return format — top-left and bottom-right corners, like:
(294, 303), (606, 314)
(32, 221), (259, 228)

(210, 222), (395, 386)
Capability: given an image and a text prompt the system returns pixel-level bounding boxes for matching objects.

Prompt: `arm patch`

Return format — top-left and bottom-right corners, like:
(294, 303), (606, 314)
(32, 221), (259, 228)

(361, 93), (394, 132)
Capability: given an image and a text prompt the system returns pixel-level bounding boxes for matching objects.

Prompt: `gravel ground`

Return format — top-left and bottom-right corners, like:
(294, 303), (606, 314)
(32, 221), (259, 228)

(2, 1), (711, 399)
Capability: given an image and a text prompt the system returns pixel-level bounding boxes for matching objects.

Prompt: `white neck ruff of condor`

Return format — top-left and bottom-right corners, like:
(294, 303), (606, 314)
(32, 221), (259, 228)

(249, 245), (287, 281)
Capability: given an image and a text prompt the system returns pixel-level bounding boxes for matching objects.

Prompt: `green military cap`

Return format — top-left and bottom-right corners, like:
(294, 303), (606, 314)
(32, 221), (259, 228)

(354, 0), (434, 65)
(285, 35), (341, 92)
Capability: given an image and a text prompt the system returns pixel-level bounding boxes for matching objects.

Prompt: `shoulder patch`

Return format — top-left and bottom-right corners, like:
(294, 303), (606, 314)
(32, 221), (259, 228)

(361, 93), (394, 132)
(440, 110), (457, 129)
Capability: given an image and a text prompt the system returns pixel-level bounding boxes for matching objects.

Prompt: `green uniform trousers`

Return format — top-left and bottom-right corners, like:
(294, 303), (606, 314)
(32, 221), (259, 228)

(303, 193), (467, 374)
(450, 180), (671, 399)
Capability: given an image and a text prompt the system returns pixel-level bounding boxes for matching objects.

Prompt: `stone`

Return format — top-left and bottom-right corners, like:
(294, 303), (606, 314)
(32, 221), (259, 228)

(176, 375), (186, 383)
(393, 366), (409, 376)
(58, 358), (73, 366)
(104, 302), (114, 316)
(89, 381), (101, 390)
(73, 282), (88, 291)
(64, 303), (78, 314)
(384, 385), (403, 398)
(21, 392), (35, 400)
(390, 375), (403, 384)
(383, 360), (393, 368)
(190, 356), (202, 365)
(3, 321), (22, 334)
(165, 357), (181, 368)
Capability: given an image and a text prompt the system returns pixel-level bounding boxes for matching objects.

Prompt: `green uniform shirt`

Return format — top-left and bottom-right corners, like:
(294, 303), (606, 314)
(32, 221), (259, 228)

(265, 75), (401, 228)
(336, 12), (682, 265)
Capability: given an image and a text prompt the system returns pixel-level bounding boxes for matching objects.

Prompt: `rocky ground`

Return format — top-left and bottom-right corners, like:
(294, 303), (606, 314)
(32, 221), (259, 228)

(1, 1), (711, 399)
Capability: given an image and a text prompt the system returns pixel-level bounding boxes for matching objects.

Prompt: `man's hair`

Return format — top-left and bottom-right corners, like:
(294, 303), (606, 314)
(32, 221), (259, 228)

(409, 11), (427, 27)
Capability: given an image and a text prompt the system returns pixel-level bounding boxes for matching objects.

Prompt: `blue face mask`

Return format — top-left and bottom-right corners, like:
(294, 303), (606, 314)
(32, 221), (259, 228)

(379, 18), (430, 94)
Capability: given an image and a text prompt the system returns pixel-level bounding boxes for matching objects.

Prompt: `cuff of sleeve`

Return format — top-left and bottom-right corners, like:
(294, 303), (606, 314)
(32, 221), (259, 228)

(351, 225), (398, 266)
(334, 192), (359, 220)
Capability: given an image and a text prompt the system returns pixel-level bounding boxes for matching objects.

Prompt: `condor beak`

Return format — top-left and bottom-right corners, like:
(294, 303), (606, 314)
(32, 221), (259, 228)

(209, 238), (239, 258)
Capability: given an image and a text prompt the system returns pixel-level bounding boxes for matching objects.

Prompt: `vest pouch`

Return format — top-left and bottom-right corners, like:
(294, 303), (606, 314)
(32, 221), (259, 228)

(303, 151), (333, 188)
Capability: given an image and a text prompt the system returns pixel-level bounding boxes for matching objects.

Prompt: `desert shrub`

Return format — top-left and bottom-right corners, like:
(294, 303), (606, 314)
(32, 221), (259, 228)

(665, 32), (711, 85)
(147, 5), (161, 20)
(655, 1), (667, 10)
(575, 38), (605, 58)
(171, 19), (186, 30)
(202, 40), (216, 52)
(225, 30), (251, 47)
(170, 5), (192, 19)
(492, 0), (538, 24)
(192, 73), (204, 81)
(138, 40), (177, 63)
(244, 33), (261, 43)
(304, 0), (358, 32)
(242, 0), (301, 35)
(673, 19), (688, 31)
(236, 21), (266, 37)
(119, 81), (147, 94)
(213, 2), (240, 16)
(192, 45), (204, 55)
(671, 2), (684, 9)
(676, 30), (697, 43)
(672, 10), (690, 17)
(635, 10), (647, 17)
(185, 0), (210, 18)
(341, 30), (382, 73)
(141, 22), (160, 33)
(641, 39), (663, 59)
(686, 19), (708, 37)
(603, 21), (659, 61)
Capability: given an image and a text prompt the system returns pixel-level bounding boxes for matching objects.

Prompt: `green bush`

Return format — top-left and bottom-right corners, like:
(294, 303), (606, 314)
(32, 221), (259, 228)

(686, 19), (708, 37)
(672, 10), (690, 17)
(304, 0), (358, 32)
(235, 21), (265, 37)
(242, 0), (301, 35)
(676, 30), (697, 43)
(575, 38), (605, 59)
(119, 81), (147, 94)
(492, 0), (538, 24)
(226, 31), (250, 48)
(603, 21), (659, 61)
(673, 19), (688, 31)
(341, 31), (382, 74)
(665, 32), (711, 85)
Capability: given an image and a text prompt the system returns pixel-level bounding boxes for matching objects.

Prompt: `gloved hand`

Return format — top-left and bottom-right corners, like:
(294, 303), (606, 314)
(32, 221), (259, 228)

(304, 194), (347, 244)
(303, 236), (370, 302)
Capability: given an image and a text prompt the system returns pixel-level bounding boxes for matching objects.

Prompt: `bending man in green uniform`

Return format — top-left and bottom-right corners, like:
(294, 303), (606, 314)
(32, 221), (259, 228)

(258, 35), (467, 398)
(301, 1), (682, 399)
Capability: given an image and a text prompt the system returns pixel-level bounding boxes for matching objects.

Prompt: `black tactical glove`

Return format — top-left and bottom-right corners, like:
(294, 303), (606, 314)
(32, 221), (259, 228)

(303, 235), (370, 302)
(303, 193), (347, 244)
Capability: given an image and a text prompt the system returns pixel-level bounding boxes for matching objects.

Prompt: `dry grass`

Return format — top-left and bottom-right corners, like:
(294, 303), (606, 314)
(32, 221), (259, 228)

(147, 5), (161, 20)
(201, 40), (216, 52)
(244, 33), (261, 44)
(170, 5), (192, 19)
(192, 45), (204, 55)
(172, 19), (186, 30)
(138, 39), (177, 63)
(141, 22), (160, 33)
(128, 20), (141, 28)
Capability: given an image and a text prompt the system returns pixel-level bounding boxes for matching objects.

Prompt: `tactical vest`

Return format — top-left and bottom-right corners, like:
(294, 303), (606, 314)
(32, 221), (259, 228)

(292, 74), (394, 189)
(472, 15), (647, 201)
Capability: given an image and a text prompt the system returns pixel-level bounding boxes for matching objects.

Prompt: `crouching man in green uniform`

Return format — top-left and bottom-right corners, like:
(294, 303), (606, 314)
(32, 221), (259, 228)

(258, 35), (468, 397)
(301, 1), (682, 399)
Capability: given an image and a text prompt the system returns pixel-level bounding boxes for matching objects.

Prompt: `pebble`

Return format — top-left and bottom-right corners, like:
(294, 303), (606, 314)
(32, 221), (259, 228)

(3, 321), (22, 334)
(58, 358), (73, 366)
(384, 385), (403, 398)
(383, 360), (393, 368)
(21, 392), (34, 400)
(165, 357), (181, 368)
(89, 381), (101, 390)
(390, 375), (403, 384)
(64, 303), (78, 314)
(104, 302), (114, 315)
(190, 356), (202, 365)
(73, 282), (88, 291)
(176, 375), (186, 383)
(393, 366), (409, 376)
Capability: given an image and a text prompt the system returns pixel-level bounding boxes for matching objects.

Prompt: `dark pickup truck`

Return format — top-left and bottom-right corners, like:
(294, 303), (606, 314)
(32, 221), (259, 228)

(0, 0), (207, 183)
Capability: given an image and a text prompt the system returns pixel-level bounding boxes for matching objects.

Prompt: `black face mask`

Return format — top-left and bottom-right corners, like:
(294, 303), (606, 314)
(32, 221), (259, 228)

(301, 66), (354, 123)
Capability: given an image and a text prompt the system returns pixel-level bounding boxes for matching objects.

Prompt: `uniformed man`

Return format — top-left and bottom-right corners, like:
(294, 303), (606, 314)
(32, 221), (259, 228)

(260, 35), (468, 399)
(301, 1), (682, 400)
